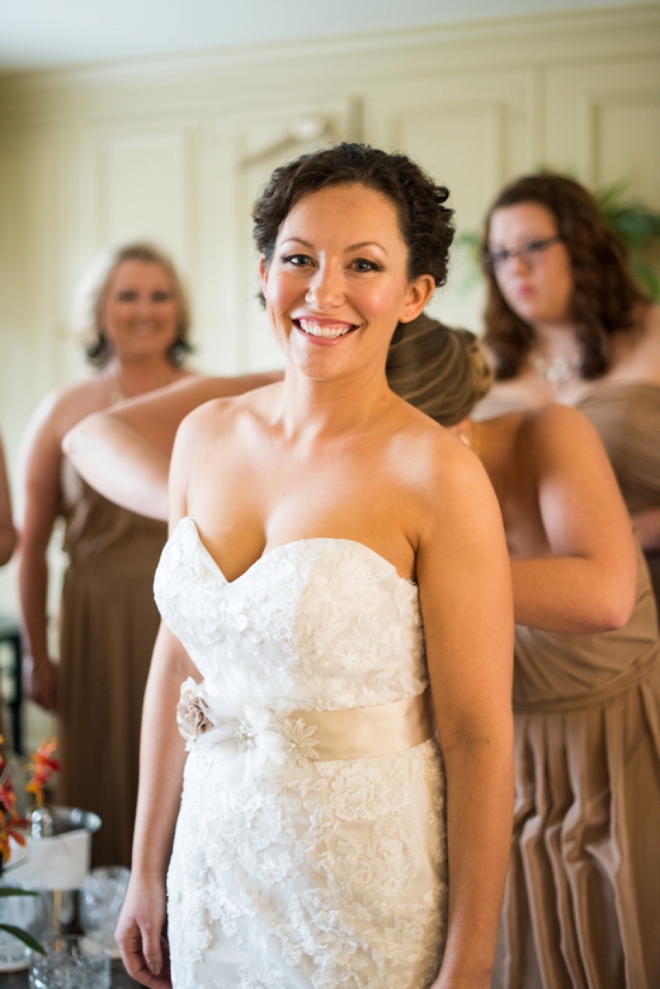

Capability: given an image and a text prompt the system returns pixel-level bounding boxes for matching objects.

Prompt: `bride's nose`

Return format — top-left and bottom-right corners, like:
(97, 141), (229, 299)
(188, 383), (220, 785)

(305, 264), (345, 310)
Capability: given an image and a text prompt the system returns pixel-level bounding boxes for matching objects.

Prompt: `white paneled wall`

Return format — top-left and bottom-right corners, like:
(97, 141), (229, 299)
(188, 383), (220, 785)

(0, 4), (658, 597)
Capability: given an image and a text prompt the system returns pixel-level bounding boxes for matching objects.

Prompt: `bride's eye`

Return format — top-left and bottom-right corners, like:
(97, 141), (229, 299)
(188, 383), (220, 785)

(351, 258), (382, 273)
(281, 253), (312, 267)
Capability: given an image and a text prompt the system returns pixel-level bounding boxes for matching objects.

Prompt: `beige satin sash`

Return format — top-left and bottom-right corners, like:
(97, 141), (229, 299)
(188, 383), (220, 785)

(290, 687), (435, 761)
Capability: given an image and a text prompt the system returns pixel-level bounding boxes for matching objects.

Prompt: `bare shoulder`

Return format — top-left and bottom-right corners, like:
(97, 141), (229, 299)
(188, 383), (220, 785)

(175, 381), (281, 448)
(392, 401), (492, 511)
(26, 376), (108, 443)
(516, 404), (603, 466)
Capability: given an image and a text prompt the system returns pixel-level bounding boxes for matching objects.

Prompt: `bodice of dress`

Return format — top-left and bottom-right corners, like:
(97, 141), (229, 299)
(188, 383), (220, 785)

(59, 456), (167, 571)
(513, 538), (660, 710)
(576, 382), (660, 515)
(154, 516), (429, 713)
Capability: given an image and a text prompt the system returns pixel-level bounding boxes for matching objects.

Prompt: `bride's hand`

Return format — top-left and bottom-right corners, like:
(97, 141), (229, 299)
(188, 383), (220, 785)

(115, 875), (171, 988)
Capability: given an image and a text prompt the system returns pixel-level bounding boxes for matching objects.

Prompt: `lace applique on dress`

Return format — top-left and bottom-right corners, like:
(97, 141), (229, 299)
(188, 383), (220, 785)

(155, 518), (447, 989)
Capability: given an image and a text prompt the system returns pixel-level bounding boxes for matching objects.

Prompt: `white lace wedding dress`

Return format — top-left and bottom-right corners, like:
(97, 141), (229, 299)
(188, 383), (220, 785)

(154, 516), (447, 989)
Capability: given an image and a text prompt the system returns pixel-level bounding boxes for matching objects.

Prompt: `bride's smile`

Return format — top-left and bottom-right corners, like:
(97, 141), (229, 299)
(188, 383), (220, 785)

(259, 182), (433, 379)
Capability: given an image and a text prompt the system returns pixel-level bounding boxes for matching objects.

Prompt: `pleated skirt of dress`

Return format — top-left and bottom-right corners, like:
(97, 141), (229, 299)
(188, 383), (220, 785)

(493, 659), (660, 989)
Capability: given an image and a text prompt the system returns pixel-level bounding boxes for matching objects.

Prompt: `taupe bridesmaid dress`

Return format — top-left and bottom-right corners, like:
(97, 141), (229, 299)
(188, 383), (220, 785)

(473, 387), (660, 987)
(577, 382), (660, 611)
(498, 540), (660, 989)
(57, 458), (166, 867)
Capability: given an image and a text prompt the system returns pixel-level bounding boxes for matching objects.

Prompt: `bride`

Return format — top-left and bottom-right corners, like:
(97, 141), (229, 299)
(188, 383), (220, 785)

(115, 143), (514, 989)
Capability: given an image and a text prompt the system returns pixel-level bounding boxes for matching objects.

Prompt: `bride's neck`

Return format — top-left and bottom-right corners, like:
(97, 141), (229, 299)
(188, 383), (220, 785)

(279, 365), (394, 440)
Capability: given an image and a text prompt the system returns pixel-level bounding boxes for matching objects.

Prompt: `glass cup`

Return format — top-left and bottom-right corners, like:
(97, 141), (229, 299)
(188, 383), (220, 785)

(79, 865), (130, 956)
(0, 884), (51, 972)
(29, 934), (110, 989)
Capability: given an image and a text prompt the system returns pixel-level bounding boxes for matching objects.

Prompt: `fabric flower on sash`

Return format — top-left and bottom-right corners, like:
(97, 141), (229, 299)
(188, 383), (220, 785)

(176, 677), (287, 782)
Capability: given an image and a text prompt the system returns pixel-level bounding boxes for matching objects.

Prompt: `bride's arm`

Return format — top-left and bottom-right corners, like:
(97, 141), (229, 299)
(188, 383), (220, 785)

(416, 434), (514, 989)
(115, 420), (203, 988)
(510, 406), (638, 633)
(115, 624), (194, 988)
(62, 371), (282, 519)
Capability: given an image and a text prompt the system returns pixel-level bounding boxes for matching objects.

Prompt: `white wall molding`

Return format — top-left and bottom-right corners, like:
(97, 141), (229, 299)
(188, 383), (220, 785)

(0, 5), (658, 125)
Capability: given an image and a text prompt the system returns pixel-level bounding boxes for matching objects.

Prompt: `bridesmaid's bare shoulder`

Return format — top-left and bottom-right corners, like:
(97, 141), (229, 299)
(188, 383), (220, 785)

(175, 379), (283, 447)
(514, 404), (604, 469)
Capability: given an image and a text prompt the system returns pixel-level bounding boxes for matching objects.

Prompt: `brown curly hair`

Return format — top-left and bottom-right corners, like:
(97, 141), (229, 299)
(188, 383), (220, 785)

(253, 143), (455, 288)
(481, 172), (649, 380)
(386, 313), (493, 426)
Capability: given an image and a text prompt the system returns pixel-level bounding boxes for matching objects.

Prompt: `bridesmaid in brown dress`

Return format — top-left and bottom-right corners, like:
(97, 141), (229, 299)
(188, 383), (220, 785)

(57, 461), (166, 866)
(576, 385), (660, 605)
(474, 172), (660, 615)
(18, 243), (191, 866)
(386, 315), (660, 989)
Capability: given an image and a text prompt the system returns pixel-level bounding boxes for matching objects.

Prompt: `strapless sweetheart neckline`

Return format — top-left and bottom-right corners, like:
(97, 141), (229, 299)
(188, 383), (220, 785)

(176, 515), (416, 587)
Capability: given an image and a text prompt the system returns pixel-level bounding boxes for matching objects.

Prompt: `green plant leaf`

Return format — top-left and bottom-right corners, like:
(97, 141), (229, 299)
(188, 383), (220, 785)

(0, 923), (46, 954)
(0, 887), (39, 897)
(631, 261), (660, 301)
(595, 179), (630, 211)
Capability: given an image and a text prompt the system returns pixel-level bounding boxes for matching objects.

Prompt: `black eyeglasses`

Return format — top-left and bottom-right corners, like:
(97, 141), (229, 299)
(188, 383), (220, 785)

(483, 235), (562, 271)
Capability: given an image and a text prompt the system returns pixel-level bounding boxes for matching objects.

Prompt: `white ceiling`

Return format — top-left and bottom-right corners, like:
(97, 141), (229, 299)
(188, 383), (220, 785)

(0, 0), (646, 71)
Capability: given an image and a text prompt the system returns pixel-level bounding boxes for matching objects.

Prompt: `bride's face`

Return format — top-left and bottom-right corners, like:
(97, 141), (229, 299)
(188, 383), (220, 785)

(259, 182), (434, 380)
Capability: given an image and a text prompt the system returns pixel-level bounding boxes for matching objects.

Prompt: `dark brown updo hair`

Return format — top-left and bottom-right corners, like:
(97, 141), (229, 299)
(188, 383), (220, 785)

(253, 143), (454, 287)
(481, 172), (649, 380)
(76, 242), (192, 368)
(387, 313), (493, 426)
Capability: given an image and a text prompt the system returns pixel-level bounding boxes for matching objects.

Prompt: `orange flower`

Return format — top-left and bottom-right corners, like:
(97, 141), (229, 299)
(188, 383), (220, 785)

(0, 810), (28, 864)
(0, 780), (16, 814)
(27, 739), (61, 809)
(31, 739), (62, 775)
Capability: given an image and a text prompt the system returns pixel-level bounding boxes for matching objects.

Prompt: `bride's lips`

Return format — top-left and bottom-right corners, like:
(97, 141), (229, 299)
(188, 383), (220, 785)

(293, 317), (359, 344)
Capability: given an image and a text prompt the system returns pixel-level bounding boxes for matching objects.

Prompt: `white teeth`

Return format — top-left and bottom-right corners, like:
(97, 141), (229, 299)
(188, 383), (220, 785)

(298, 319), (354, 339)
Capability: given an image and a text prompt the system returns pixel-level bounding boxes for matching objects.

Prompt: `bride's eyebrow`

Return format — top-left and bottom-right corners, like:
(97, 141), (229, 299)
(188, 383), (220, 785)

(280, 237), (314, 249)
(346, 241), (388, 256)
(280, 237), (389, 256)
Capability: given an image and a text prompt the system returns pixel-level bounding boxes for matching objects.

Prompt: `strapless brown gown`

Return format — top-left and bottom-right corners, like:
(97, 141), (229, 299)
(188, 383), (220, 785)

(577, 383), (660, 611)
(57, 458), (167, 867)
(495, 540), (660, 989)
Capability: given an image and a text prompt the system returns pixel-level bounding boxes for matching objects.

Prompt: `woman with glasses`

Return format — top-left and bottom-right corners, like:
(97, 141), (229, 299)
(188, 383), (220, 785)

(476, 172), (660, 609)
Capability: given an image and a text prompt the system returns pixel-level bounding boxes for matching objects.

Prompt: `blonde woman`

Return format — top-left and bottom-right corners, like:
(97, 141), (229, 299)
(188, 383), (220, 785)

(19, 243), (192, 866)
